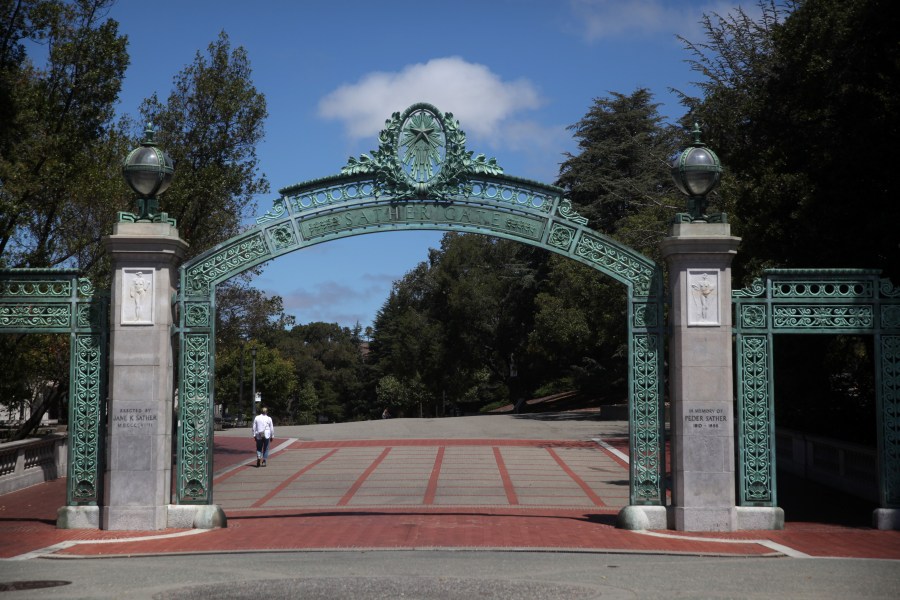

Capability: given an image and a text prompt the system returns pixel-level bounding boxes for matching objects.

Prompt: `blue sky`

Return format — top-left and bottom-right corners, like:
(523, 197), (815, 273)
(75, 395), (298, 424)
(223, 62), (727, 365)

(108, 0), (747, 330)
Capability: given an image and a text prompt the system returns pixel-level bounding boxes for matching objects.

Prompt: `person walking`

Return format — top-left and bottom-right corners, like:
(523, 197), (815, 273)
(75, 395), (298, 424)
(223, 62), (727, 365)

(252, 407), (275, 467)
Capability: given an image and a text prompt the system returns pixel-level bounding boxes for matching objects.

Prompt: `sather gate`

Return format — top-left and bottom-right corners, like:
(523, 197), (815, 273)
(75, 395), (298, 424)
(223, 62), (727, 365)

(173, 103), (667, 508)
(6, 103), (897, 531)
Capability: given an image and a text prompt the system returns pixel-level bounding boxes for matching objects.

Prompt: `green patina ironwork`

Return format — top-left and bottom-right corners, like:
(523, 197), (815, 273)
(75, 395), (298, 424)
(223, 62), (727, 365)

(733, 269), (900, 508)
(174, 103), (666, 506)
(0, 269), (108, 506)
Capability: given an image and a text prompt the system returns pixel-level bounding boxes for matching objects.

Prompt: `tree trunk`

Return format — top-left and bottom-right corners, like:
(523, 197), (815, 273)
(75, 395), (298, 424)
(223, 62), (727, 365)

(11, 385), (66, 441)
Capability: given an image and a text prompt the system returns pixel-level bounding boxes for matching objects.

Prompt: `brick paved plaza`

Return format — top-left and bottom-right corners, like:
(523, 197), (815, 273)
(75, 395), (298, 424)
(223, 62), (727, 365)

(2, 417), (899, 560)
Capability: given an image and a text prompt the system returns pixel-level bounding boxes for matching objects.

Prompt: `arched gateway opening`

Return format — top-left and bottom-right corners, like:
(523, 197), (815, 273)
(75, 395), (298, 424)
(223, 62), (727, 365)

(174, 103), (666, 509)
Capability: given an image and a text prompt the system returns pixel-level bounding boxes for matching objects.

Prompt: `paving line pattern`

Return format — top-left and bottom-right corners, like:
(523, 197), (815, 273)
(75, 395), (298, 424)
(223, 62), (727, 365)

(8, 437), (888, 560)
(213, 440), (631, 511)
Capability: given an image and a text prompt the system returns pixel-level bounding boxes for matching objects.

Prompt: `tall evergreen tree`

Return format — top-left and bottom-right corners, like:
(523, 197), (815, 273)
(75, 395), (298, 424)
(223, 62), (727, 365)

(556, 88), (680, 259)
(138, 31), (268, 256)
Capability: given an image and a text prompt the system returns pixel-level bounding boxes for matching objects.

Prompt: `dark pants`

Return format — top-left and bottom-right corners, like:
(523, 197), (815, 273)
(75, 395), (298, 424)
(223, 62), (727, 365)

(255, 436), (270, 460)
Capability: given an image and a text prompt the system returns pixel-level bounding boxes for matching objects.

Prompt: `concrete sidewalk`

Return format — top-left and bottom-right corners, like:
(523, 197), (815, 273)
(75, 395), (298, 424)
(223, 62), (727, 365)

(1, 416), (899, 561)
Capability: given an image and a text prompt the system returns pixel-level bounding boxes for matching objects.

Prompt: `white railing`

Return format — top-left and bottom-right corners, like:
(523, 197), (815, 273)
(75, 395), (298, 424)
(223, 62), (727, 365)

(776, 428), (878, 501)
(0, 433), (67, 495)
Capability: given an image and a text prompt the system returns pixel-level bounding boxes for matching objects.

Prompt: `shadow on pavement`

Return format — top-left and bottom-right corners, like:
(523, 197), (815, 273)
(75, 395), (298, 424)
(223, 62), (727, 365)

(778, 470), (878, 527)
(511, 412), (606, 422)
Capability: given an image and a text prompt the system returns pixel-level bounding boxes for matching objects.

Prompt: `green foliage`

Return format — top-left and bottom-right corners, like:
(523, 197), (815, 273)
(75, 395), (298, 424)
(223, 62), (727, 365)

(0, 333), (68, 439)
(557, 88), (681, 259)
(138, 31), (268, 256)
(274, 322), (368, 423)
(0, 0), (130, 275)
(527, 257), (627, 397)
(215, 342), (295, 421)
(678, 0), (899, 281)
(368, 233), (542, 414)
(295, 380), (319, 425)
(215, 280), (295, 348)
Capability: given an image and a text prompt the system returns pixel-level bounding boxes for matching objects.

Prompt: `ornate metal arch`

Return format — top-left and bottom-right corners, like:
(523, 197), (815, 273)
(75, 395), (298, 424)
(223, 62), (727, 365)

(0, 269), (108, 506)
(174, 103), (666, 506)
(733, 269), (900, 509)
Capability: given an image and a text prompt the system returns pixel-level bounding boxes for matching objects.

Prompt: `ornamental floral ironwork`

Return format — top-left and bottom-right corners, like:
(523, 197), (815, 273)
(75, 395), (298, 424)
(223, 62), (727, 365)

(342, 103), (503, 200)
(630, 333), (664, 504)
(574, 234), (656, 297)
(0, 269), (107, 507)
(184, 235), (270, 296)
(177, 333), (212, 503)
(732, 269), (900, 509)
(882, 336), (900, 505)
(737, 335), (773, 503)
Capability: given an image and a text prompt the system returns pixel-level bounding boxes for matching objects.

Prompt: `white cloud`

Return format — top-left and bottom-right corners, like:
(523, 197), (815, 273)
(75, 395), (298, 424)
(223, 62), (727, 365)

(318, 57), (543, 142)
(570, 0), (744, 42)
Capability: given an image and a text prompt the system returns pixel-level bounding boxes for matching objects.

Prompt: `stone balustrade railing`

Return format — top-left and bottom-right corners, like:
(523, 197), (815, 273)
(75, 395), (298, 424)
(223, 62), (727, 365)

(776, 428), (877, 501)
(0, 433), (67, 495)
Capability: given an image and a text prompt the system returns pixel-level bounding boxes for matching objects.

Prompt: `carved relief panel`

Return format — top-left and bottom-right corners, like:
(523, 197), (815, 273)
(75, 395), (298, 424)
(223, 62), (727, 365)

(122, 268), (154, 325)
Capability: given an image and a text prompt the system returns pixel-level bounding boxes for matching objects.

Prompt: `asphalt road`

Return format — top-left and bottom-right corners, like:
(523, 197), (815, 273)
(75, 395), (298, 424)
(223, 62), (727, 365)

(2, 551), (898, 599)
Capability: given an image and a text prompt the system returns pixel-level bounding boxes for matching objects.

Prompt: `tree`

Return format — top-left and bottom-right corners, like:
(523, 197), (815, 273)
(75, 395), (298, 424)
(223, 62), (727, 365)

(215, 342), (295, 421)
(215, 280), (294, 347)
(0, 0), (130, 440)
(0, 0), (130, 275)
(275, 322), (368, 422)
(556, 88), (681, 259)
(367, 233), (544, 415)
(533, 88), (681, 400)
(527, 257), (627, 398)
(677, 0), (899, 281)
(296, 381), (319, 425)
(138, 31), (268, 256)
(0, 334), (68, 440)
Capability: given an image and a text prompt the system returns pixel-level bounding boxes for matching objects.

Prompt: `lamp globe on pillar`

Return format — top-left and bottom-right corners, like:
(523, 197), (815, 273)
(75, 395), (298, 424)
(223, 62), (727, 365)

(122, 124), (175, 221)
(671, 123), (723, 223)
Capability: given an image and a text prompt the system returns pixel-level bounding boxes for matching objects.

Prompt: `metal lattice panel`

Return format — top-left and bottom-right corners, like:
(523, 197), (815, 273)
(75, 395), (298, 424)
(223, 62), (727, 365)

(733, 269), (900, 509)
(736, 335), (773, 504)
(880, 335), (900, 505)
(630, 333), (665, 504)
(0, 269), (107, 506)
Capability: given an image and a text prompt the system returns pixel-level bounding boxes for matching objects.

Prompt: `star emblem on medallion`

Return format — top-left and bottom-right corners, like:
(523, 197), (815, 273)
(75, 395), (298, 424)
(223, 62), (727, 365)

(399, 110), (445, 183)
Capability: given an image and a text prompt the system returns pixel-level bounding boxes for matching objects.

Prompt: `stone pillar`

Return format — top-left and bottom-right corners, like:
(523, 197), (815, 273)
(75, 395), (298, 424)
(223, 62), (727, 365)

(102, 222), (188, 530)
(661, 223), (741, 531)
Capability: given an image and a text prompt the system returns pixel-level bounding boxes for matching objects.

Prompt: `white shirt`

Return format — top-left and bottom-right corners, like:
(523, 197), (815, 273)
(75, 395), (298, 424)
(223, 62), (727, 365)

(252, 413), (274, 439)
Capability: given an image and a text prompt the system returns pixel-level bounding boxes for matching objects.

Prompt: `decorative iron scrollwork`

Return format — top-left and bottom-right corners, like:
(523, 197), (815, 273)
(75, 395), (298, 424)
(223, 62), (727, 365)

(630, 333), (664, 504)
(882, 336), (900, 506)
(342, 103), (503, 201)
(738, 335), (773, 504)
(574, 234), (655, 297)
(547, 223), (576, 251)
(177, 333), (211, 503)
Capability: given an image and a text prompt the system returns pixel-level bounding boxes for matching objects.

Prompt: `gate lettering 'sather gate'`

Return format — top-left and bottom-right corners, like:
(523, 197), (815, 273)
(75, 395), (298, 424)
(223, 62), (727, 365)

(175, 103), (666, 506)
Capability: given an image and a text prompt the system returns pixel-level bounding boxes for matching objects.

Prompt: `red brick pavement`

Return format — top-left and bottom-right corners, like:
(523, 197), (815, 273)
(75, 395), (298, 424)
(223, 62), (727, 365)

(1, 437), (899, 560)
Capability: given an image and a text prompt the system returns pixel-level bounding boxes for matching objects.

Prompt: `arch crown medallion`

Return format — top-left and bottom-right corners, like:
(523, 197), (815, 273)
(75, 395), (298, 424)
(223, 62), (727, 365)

(342, 102), (503, 199)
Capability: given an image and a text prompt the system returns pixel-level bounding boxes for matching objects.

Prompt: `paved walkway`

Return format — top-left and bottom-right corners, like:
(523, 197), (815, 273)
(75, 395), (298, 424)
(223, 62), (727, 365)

(1, 416), (899, 561)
